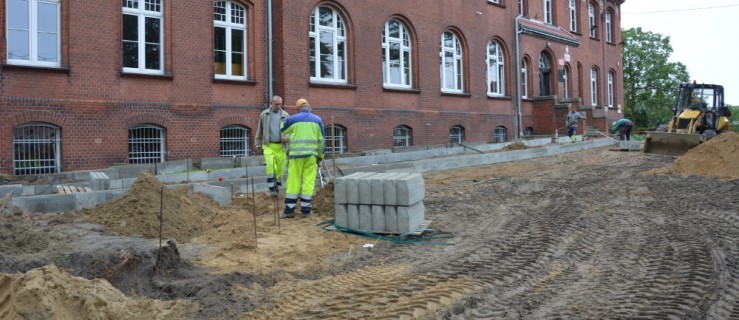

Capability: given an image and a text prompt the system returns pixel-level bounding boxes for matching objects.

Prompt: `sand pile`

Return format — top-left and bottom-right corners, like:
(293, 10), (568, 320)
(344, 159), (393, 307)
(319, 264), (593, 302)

(83, 173), (220, 242)
(0, 265), (195, 320)
(648, 131), (739, 180)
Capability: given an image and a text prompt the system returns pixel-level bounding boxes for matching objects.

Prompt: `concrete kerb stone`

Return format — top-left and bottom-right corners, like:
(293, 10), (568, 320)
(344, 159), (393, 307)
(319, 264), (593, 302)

(358, 204), (373, 231)
(193, 183), (232, 206)
(383, 173), (410, 206)
(0, 185), (23, 198)
(335, 204), (348, 227)
(344, 172), (376, 204)
(385, 206), (398, 233)
(398, 201), (425, 234)
(347, 204), (360, 229)
(371, 205), (385, 232)
(369, 173), (393, 205)
(396, 173), (424, 206)
(200, 157), (236, 170)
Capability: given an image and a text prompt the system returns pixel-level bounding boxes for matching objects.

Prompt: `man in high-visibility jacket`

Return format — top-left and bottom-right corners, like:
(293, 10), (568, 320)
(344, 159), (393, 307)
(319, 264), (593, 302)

(280, 98), (325, 218)
(254, 95), (290, 194)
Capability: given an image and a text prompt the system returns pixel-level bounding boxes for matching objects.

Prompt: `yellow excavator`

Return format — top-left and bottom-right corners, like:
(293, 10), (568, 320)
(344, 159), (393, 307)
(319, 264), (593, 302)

(643, 82), (732, 156)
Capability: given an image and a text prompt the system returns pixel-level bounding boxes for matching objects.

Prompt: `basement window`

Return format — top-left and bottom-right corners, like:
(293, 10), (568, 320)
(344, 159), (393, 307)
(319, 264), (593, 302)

(13, 123), (61, 175)
(128, 125), (166, 164)
(220, 125), (250, 157)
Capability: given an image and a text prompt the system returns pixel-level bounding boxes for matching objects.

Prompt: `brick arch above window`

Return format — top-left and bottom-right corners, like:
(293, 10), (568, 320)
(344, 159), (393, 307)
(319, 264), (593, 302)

(9, 111), (68, 128)
(123, 113), (169, 128)
(217, 115), (250, 128)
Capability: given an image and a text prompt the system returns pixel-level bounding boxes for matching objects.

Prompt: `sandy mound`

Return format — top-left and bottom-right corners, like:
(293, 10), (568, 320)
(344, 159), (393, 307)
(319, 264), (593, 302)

(83, 173), (219, 242)
(499, 141), (530, 151)
(647, 132), (739, 180)
(0, 265), (195, 320)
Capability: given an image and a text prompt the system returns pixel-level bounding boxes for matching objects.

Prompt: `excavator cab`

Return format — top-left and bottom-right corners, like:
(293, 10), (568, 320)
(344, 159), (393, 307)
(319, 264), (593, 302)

(644, 83), (731, 155)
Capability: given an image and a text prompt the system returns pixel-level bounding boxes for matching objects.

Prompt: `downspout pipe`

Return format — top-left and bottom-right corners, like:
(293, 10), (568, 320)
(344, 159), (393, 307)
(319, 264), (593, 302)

(513, 14), (524, 142)
(267, 0), (274, 101)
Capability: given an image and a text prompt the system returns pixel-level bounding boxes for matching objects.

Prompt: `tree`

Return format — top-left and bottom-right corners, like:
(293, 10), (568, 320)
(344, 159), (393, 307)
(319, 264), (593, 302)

(622, 28), (690, 128)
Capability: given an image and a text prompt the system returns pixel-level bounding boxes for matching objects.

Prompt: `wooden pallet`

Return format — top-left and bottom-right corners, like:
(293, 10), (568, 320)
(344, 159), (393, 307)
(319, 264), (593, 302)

(56, 185), (93, 194)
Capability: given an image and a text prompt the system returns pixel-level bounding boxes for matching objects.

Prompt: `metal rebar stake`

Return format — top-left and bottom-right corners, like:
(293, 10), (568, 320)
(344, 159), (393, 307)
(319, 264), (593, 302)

(250, 177), (258, 248)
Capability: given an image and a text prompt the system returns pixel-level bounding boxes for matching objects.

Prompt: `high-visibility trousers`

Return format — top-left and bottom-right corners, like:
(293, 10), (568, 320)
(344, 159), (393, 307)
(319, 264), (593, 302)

(284, 156), (317, 215)
(263, 143), (286, 191)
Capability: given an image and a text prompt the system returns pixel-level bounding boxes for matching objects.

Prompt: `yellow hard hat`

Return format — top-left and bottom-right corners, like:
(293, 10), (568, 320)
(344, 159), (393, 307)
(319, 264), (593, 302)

(295, 98), (309, 107)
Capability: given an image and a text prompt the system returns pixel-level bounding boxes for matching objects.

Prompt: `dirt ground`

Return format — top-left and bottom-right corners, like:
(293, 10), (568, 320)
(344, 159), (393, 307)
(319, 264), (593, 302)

(1, 133), (739, 319)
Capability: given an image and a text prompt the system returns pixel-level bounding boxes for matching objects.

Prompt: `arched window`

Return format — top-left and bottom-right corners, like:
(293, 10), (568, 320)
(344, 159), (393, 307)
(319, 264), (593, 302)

(487, 41), (505, 96)
(539, 52), (552, 96)
(214, 1), (247, 79)
(494, 126), (508, 143)
(590, 67), (599, 106)
(324, 124), (347, 155)
(309, 6), (347, 83)
(588, 2), (598, 38)
(13, 123), (61, 175)
(393, 125), (412, 147)
(563, 65), (571, 99)
(607, 70), (615, 107)
(382, 19), (412, 88)
(449, 125), (464, 144)
(440, 31), (463, 93)
(521, 58), (529, 98)
(568, 0), (578, 32)
(605, 9), (614, 43)
(129, 124), (166, 164)
(220, 125), (250, 157)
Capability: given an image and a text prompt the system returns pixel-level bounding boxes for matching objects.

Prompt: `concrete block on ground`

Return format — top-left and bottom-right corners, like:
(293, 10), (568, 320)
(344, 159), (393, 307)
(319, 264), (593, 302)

(0, 185), (23, 198)
(359, 204), (373, 231)
(200, 157), (235, 170)
(89, 172), (110, 191)
(345, 172), (375, 204)
(12, 194), (76, 213)
(385, 205), (398, 233)
(155, 159), (192, 175)
(371, 205), (385, 232)
(236, 156), (264, 168)
(619, 141), (641, 151)
(397, 201), (425, 234)
(75, 190), (126, 210)
(194, 183), (232, 206)
(334, 176), (347, 204)
(383, 173), (410, 206)
(396, 173), (425, 206)
(347, 204), (359, 229)
(357, 173), (379, 204)
(115, 164), (154, 179)
(335, 204), (348, 227)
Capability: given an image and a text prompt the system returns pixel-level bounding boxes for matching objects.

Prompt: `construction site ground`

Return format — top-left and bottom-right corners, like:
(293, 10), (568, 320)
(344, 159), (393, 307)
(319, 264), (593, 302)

(1, 132), (739, 319)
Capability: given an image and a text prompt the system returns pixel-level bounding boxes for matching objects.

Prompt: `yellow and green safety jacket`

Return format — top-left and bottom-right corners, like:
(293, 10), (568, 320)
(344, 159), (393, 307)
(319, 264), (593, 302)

(281, 109), (325, 159)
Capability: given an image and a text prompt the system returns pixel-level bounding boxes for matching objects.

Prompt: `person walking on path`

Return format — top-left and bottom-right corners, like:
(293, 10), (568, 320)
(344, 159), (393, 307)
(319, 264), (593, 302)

(566, 109), (585, 143)
(255, 95), (290, 195)
(611, 118), (634, 141)
(280, 98), (325, 218)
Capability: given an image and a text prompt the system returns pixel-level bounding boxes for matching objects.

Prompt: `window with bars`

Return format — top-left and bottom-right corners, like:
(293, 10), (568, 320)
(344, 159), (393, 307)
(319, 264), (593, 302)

(440, 31), (463, 93)
(393, 125), (412, 148)
(122, 0), (163, 74)
(7, 0), (61, 67)
(214, 1), (247, 79)
(220, 125), (250, 157)
(449, 126), (464, 144)
(128, 125), (165, 164)
(487, 41), (505, 96)
(13, 123), (61, 175)
(309, 6), (347, 83)
(382, 19), (412, 88)
(494, 126), (508, 143)
(324, 125), (347, 155)
(525, 127), (534, 137)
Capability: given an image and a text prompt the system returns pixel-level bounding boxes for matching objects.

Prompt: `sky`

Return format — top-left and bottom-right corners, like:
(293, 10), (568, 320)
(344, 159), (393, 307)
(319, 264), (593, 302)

(620, 0), (739, 105)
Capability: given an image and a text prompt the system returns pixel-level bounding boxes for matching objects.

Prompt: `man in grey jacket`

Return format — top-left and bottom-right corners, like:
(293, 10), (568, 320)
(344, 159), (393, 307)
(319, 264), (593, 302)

(566, 109), (585, 143)
(255, 96), (290, 194)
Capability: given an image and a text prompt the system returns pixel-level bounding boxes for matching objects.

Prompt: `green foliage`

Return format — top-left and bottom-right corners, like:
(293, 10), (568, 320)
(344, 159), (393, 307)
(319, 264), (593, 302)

(728, 104), (739, 132)
(622, 28), (690, 129)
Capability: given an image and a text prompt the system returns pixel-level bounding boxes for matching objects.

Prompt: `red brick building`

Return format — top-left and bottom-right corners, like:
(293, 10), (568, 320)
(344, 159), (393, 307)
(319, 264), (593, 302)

(0, 0), (624, 175)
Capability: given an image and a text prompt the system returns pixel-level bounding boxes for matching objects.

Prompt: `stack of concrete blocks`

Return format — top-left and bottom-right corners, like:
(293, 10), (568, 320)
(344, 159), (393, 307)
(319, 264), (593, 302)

(334, 172), (425, 234)
(89, 172), (111, 191)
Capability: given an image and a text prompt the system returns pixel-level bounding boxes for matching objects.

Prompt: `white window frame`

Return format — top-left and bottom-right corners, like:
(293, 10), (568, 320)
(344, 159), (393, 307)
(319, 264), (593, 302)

(588, 3), (597, 38)
(128, 125), (166, 164)
(488, 0), (500, 3)
(324, 125), (347, 155)
(521, 59), (529, 99)
(440, 31), (463, 93)
(607, 71), (615, 107)
(122, 0), (164, 74)
(220, 125), (250, 157)
(569, 0), (578, 32)
(214, 1), (247, 80)
(494, 126), (507, 143)
(382, 19), (412, 89)
(393, 126), (412, 147)
(590, 68), (598, 106)
(309, 6), (347, 83)
(605, 10), (613, 43)
(543, 0), (552, 24)
(487, 41), (505, 96)
(449, 126), (464, 144)
(6, 0), (61, 67)
(12, 123), (61, 175)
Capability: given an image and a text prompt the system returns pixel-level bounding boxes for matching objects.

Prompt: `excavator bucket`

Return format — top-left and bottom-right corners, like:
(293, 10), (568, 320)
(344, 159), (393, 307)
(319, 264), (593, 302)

(643, 132), (705, 156)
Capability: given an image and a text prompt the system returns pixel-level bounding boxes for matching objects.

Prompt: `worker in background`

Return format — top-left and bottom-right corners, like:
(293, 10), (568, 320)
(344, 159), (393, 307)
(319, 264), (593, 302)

(566, 109), (585, 143)
(254, 95), (290, 195)
(611, 118), (634, 141)
(280, 98), (325, 218)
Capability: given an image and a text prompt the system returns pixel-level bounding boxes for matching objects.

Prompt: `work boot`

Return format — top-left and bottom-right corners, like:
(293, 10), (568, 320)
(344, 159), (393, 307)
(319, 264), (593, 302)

(301, 213), (312, 219)
(279, 212), (295, 219)
(571, 136), (577, 143)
